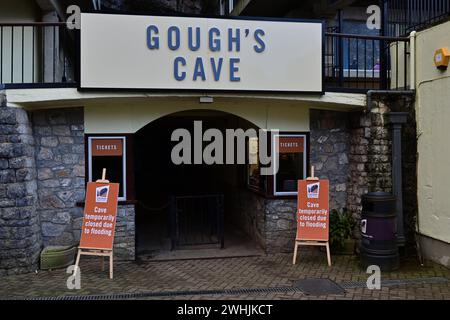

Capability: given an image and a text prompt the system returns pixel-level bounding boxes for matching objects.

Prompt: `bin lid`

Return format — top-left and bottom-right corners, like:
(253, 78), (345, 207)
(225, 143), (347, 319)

(362, 192), (396, 202)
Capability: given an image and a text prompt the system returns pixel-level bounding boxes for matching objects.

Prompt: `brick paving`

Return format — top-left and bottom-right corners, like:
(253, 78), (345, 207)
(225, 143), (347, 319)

(0, 249), (449, 300)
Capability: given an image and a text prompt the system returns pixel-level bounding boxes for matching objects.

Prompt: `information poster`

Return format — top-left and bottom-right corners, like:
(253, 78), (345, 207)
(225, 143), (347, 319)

(79, 182), (120, 250)
(296, 180), (329, 241)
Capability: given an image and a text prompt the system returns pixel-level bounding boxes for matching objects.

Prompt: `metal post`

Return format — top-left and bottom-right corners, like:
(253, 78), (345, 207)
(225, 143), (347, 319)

(388, 112), (408, 247)
(380, 0), (389, 89)
(338, 9), (344, 87)
(0, 84), (6, 107)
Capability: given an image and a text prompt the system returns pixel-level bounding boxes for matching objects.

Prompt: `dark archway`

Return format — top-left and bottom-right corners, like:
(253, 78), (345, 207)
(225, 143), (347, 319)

(134, 109), (264, 259)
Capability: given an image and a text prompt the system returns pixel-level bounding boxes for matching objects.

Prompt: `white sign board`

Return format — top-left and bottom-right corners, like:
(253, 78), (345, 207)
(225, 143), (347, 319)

(80, 13), (323, 93)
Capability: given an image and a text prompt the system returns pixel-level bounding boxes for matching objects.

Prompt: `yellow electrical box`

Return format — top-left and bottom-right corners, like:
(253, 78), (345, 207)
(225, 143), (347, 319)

(434, 47), (450, 70)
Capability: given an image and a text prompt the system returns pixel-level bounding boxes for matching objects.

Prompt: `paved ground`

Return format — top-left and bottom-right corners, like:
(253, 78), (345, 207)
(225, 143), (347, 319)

(1, 249), (449, 300)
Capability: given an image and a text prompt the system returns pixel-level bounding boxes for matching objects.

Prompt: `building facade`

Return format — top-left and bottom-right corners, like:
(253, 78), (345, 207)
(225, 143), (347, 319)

(0, 0), (449, 275)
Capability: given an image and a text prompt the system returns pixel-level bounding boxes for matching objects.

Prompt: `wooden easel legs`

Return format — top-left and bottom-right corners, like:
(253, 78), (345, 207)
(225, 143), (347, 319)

(73, 249), (81, 278)
(74, 248), (114, 279)
(292, 240), (332, 267)
(293, 241), (299, 265)
(325, 242), (331, 267)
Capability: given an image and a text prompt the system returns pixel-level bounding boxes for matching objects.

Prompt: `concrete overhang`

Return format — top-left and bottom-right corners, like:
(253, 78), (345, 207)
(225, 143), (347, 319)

(5, 88), (366, 111)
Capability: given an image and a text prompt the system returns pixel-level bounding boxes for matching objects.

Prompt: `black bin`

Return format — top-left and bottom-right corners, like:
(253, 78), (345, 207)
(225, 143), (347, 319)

(360, 192), (399, 271)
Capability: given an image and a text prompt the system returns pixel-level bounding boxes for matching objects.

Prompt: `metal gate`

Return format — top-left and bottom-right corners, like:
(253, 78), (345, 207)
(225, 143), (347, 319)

(170, 194), (224, 250)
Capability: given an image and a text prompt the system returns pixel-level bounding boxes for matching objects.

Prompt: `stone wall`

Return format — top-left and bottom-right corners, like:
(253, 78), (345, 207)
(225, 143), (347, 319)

(112, 205), (136, 260)
(265, 199), (297, 253)
(30, 107), (136, 261)
(347, 104), (392, 224)
(233, 189), (266, 249)
(0, 102), (135, 268)
(261, 104), (406, 253)
(346, 95), (418, 249)
(310, 109), (350, 211)
(31, 107), (86, 246)
(234, 194), (297, 254)
(0, 95), (42, 275)
(263, 110), (351, 253)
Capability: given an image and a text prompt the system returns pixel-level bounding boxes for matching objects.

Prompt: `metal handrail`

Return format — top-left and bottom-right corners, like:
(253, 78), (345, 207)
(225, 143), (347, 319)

(384, 0), (450, 36)
(0, 23), (411, 92)
(0, 22), (76, 88)
(325, 32), (409, 42)
(325, 32), (411, 91)
(0, 22), (67, 27)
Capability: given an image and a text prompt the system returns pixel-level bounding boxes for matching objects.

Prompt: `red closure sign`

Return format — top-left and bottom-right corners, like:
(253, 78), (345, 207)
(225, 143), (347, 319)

(296, 180), (329, 241)
(79, 182), (120, 250)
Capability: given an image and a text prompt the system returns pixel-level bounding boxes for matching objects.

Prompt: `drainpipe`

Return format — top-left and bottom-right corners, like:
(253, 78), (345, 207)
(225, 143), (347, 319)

(366, 90), (414, 249)
(409, 31), (417, 90)
(388, 112), (408, 248)
(363, 30), (418, 250)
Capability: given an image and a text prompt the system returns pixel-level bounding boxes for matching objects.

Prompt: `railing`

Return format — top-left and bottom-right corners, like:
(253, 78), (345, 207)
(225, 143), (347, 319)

(325, 33), (411, 92)
(0, 22), (77, 89)
(170, 194), (225, 250)
(1, 24), (411, 93)
(385, 0), (450, 36)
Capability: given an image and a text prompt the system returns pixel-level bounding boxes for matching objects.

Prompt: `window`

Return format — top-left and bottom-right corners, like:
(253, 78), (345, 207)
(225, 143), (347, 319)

(273, 134), (307, 196)
(88, 136), (127, 201)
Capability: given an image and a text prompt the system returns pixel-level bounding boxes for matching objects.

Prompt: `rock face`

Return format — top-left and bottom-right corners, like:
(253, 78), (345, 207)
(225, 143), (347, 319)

(0, 103), (42, 276)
